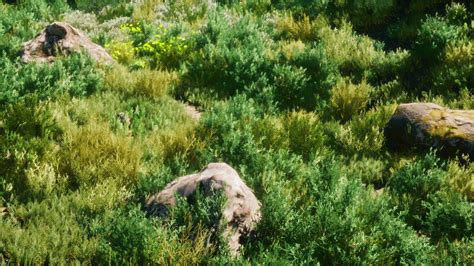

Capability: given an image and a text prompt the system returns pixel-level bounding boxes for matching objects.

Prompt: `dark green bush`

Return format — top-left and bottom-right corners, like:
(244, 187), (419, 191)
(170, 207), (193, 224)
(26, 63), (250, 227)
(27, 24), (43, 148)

(402, 4), (472, 94)
(387, 152), (471, 237)
(250, 156), (434, 264)
(92, 205), (155, 264)
(0, 54), (102, 104)
(270, 64), (309, 109)
(0, 0), (69, 57)
(413, 17), (461, 62)
(389, 152), (446, 198)
(423, 191), (473, 241)
(169, 185), (227, 252)
(286, 42), (338, 110)
(181, 13), (273, 101)
(0, 4), (39, 57)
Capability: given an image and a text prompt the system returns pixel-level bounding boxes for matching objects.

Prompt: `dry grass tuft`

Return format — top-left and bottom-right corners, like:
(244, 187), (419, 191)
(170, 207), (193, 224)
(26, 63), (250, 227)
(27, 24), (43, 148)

(59, 120), (142, 188)
(104, 64), (178, 100)
(330, 78), (372, 122)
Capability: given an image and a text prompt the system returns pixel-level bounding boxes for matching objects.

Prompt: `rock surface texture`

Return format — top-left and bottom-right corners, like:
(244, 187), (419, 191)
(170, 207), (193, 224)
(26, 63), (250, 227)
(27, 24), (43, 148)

(20, 22), (114, 64)
(146, 163), (261, 256)
(385, 103), (474, 158)
(184, 103), (202, 121)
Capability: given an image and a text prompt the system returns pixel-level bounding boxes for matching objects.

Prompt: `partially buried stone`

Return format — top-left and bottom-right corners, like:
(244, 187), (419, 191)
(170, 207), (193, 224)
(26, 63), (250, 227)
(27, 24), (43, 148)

(20, 22), (114, 64)
(146, 162), (261, 257)
(384, 103), (474, 159)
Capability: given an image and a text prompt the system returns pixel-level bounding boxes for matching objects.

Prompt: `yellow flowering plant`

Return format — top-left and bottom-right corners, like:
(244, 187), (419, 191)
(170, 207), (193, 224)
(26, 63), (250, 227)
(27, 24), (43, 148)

(118, 22), (190, 69)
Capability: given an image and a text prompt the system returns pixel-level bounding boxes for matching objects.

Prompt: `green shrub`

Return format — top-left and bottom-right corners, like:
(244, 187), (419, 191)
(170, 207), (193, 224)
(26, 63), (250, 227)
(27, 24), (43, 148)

(180, 13), (273, 100)
(95, 2), (133, 21)
(343, 156), (386, 185)
(104, 64), (177, 100)
(252, 156), (434, 264)
(413, 16), (461, 62)
(446, 160), (474, 199)
(251, 115), (286, 151)
(309, 176), (433, 264)
(282, 111), (325, 160)
(134, 0), (215, 23)
(271, 64), (310, 109)
(403, 10), (470, 94)
(335, 104), (395, 154)
(194, 96), (277, 177)
(169, 186), (227, 249)
(434, 238), (474, 264)
(389, 152), (445, 199)
(165, 0), (216, 23)
(0, 196), (96, 264)
(0, 4), (40, 57)
(286, 42), (338, 110)
(180, 12), (339, 111)
(252, 111), (327, 159)
(429, 41), (474, 94)
(1, 1), (472, 264)
(423, 191), (473, 241)
(72, 0), (129, 13)
(0, 54), (102, 104)
(0, 0), (68, 57)
(58, 120), (142, 188)
(318, 20), (387, 79)
(17, 0), (69, 21)
(132, 0), (162, 21)
(277, 40), (306, 60)
(119, 21), (191, 69)
(251, 168), (305, 257)
(330, 78), (372, 122)
(0, 97), (64, 202)
(388, 152), (448, 230)
(445, 2), (470, 26)
(92, 205), (155, 264)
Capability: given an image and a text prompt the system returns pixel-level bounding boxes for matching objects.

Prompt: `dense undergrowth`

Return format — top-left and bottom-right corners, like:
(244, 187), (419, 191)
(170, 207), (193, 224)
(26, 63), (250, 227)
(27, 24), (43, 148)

(0, 0), (473, 264)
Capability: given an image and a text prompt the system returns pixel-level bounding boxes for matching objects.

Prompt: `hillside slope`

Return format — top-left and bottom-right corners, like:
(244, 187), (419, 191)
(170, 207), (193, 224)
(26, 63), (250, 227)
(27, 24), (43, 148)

(0, 0), (472, 264)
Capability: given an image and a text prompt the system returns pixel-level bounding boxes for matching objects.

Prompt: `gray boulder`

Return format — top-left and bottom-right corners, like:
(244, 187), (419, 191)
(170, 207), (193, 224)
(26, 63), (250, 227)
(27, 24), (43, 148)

(146, 163), (261, 256)
(20, 22), (114, 64)
(384, 103), (474, 159)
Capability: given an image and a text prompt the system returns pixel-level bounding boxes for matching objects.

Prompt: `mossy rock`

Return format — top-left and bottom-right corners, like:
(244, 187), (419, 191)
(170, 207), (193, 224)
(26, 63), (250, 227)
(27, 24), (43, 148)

(384, 103), (474, 159)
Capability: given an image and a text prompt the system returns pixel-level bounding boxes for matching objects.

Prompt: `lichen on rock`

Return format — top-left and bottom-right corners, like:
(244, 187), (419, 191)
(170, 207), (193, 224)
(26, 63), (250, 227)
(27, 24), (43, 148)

(384, 102), (474, 159)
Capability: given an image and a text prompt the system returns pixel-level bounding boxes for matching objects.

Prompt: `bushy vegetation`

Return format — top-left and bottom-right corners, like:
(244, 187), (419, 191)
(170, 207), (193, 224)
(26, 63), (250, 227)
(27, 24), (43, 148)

(0, 0), (472, 264)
